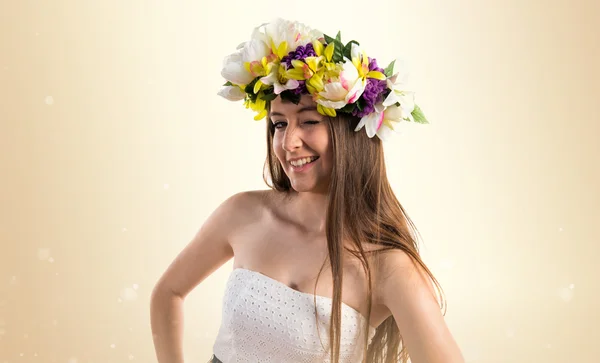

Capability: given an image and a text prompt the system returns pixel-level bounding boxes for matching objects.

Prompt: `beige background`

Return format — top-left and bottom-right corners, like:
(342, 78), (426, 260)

(1, 0), (599, 362)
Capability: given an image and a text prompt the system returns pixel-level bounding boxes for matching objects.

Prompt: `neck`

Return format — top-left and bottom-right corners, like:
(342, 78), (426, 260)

(286, 190), (329, 235)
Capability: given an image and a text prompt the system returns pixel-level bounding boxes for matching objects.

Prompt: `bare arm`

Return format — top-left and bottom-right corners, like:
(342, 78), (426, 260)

(379, 250), (465, 363)
(150, 192), (247, 363)
(150, 292), (186, 363)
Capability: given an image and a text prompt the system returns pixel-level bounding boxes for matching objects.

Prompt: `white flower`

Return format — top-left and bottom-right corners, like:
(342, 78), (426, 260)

(264, 18), (323, 55)
(355, 103), (405, 141)
(220, 38), (270, 86)
(220, 50), (249, 85)
(220, 19), (322, 88)
(217, 85), (246, 101)
(316, 60), (366, 109)
(382, 59), (416, 122)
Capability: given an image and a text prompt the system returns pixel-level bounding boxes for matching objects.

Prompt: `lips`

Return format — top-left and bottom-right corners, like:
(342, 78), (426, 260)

(289, 156), (319, 167)
(289, 156), (319, 171)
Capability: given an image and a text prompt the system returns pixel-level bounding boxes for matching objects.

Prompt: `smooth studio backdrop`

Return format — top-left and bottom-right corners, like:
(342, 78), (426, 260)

(1, 0), (599, 362)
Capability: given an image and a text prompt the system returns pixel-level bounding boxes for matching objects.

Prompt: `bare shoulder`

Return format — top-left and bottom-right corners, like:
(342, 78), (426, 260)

(223, 189), (264, 214)
(225, 189), (275, 223)
(235, 188), (288, 217)
(151, 189), (271, 299)
(220, 189), (283, 242)
(378, 248), (437, 300)
(378, 248), (421, 276)
(199, 189), (274, 249)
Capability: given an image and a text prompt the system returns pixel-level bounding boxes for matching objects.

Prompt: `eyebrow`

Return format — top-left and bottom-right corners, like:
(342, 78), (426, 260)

(270, 105), (318, 118)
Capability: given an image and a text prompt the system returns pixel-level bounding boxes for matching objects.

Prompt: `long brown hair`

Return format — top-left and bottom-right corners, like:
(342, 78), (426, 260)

(263, 103), (446, 363)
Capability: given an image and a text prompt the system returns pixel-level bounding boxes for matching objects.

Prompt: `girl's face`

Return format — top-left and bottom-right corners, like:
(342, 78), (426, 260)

(270, 95), (333, 194)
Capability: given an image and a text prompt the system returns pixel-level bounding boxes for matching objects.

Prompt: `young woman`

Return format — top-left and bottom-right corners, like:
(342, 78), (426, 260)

(150, 18), (465, 363)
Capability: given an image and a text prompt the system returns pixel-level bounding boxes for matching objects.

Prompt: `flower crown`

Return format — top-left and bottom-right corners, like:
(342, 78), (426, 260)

(218, 18), (428, 141)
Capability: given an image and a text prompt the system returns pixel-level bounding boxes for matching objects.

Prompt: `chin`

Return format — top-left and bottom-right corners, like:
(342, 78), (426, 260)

(290, 182), (329, 194)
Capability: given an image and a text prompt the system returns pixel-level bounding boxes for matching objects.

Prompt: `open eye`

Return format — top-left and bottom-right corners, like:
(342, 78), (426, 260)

(273, 121), (287, 129)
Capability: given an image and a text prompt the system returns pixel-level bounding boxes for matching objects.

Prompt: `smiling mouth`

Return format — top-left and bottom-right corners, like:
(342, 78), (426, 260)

(289, 156), (319, 167)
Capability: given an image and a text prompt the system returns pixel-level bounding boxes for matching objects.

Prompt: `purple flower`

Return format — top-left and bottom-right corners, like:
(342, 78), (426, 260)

(290, 80), (307, 95)
(368, 57), (385, 73)
(352, 58), (388, 118)
(281, 43), (317, 69)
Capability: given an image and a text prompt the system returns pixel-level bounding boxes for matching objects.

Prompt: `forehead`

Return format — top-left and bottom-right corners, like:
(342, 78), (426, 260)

(269, 94), (319, 116)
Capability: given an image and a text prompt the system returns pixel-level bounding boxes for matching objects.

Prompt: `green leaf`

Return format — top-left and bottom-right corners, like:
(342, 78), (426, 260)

(324, 33), (335, 44)
(383, 60), (396, 78)
(224, 81), (233, 86)
(244, 78), (258, 94)
(343, 40), (359, 60)
(324, 32), (347, 62)
(332, 43), (344, 62)
(340, 103), (356, 113)
(280, 90), (301, 105)
(411, 104), (429, 124)
(261, 92), (277, 101)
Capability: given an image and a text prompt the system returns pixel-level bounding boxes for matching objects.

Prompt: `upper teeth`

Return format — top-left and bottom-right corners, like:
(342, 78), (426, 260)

(290, 156), (317, 167)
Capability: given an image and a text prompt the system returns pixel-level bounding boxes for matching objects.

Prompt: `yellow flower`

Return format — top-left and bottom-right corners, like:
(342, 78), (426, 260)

(285, 56), (326, 94)
(260, 62), (300, 94)
(317, 103), (336, 117)
(244, 95), (268, 120)
(350, 43), (386, 81)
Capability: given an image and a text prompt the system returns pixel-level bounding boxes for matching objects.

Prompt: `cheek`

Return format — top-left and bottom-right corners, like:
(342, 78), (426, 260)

(318, 135), (333, 157)
(314, 139), (333, 169)
(271, 136), (285, 160)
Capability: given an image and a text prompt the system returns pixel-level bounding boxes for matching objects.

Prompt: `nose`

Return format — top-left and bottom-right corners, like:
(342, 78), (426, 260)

(282, 125), (302, 152)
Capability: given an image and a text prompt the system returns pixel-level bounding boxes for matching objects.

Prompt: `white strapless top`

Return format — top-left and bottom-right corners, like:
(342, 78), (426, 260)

(211, 268), (377, 363)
